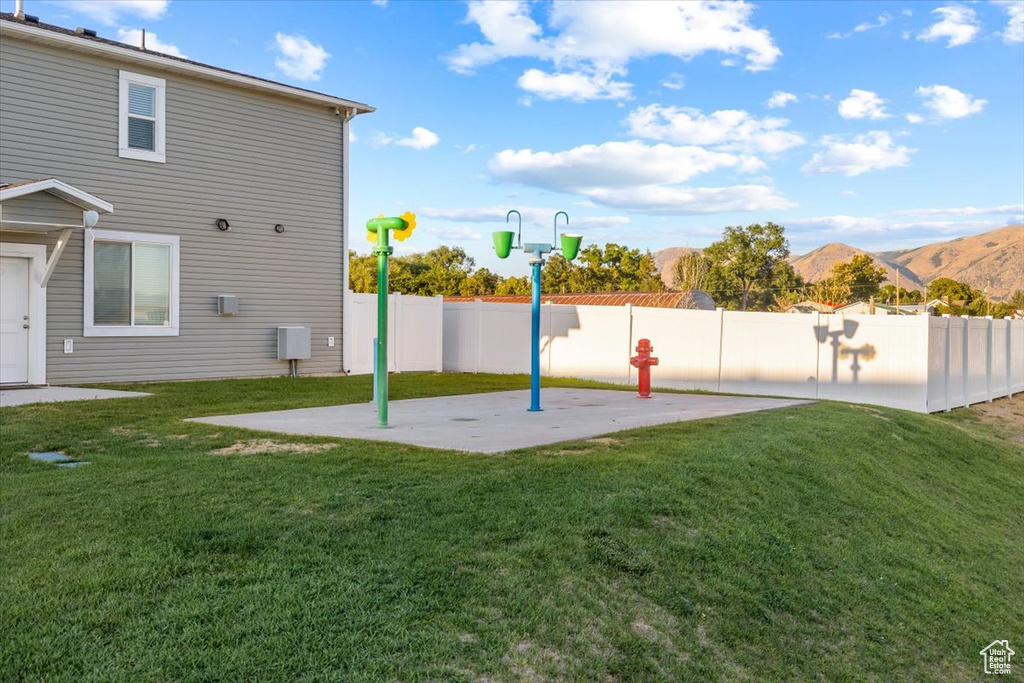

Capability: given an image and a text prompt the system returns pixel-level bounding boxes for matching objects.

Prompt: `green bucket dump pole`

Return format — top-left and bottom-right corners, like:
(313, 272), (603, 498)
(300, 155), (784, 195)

(365, 213), (417, 428)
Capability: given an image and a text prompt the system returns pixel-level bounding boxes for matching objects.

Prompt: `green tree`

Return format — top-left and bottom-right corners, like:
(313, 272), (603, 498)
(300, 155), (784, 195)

(460, 268), (500, 296)
(541, 254), (577, 294)
(928, 277), (979, 304)
(878, 284), (923, 305)
(830, 255), (887, 301)
(495, 275), (531, 295)
(755, 261), (804, 311)
(348, 250), (378, 293)
(1009, 289), (1024, 310)
(671, 252), (710, 292)
(703, 222), (791, 311)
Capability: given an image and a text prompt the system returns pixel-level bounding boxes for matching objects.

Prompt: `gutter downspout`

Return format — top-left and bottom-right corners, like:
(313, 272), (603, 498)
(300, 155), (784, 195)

(341, 107), (355, 373)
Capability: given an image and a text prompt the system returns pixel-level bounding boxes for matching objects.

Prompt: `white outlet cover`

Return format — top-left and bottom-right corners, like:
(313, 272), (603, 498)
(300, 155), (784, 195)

(327, 336), (335, 347)
(63, 339), (74, 353)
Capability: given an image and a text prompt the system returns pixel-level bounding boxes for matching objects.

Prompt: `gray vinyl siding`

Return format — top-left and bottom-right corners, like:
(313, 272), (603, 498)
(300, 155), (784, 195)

(2, 192), (83, 224)
(0, 36), (348, 383)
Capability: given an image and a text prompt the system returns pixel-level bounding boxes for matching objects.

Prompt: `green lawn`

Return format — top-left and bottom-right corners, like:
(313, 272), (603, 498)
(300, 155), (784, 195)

(2, 374), (1021, 681)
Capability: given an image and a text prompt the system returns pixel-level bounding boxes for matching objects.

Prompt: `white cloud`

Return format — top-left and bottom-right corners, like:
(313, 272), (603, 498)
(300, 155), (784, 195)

(660, 73), (685, 90)
(994, 1), (1024, 42)
(916, 85), (986, 118)
(116, 28), (186, 58)
(425, 225), (482, 241)
(854, 12), (892, 32)
(372, 0), (388, 6)
(905, 113), (925, 124)
(445, 0), (780, 102)
(625, 104), (805, 154)
(837, 89), (890, 120)
(766, 91), (797, 109)
(490, 141), (748, 190)
(917, 5), (980, 47)
(376, 127), (440, 150)
(517, 68), (631, 102)
(840, 190), (857, 196)
(487, 140), (793, 214)
(583, 184), (795, 214)
(785, 214), (1011, 237)
(274, 33), (330, 81)
(893, 204), (1024, 216)
(801, 131), (914, 176)
(52, 0), (167, 26)
(418, 206), (631, 230)
(786, 215), (888, 233)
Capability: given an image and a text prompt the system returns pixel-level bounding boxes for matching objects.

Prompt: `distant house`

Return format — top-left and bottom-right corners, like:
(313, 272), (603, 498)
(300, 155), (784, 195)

(835, 300), (941, 316)
(445, 290), (716, 310)
(0, 13), (373, 386)
(784, 300), (836, 314)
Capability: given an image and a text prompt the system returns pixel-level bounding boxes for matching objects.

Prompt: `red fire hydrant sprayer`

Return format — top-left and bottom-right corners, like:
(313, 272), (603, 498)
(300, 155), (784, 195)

(630, 338), (659, 398)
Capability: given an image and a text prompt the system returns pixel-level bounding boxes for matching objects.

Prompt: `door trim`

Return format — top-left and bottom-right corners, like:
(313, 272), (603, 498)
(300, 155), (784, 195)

(0, 243), (47, 385)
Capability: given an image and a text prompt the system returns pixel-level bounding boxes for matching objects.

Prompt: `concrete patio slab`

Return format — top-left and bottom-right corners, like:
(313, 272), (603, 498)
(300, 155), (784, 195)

(190, 389), (811, 454)
(1, 387), (150, 408)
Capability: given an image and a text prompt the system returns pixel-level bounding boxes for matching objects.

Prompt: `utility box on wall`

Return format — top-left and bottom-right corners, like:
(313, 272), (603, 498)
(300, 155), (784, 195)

(277, 326), (311, 360)
(218, 295), (239, 315)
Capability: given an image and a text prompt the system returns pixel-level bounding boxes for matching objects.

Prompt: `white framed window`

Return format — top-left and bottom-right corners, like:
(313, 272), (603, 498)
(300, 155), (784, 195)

(84, 229), (179, 337)
(118, 70), (166, 163)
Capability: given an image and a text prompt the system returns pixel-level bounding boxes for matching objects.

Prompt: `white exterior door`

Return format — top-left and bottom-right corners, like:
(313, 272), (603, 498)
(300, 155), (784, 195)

(0, 256), (31, 384)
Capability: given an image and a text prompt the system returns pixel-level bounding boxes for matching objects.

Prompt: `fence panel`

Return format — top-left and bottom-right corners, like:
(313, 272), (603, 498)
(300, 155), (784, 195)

(990, 319), (1009, 397)
(816, 314), (929, 412)
(927, 317), (950, 412)
(345, 292), (442, 375)
(546, 304), (631, 384)
(631, 308), (723, 392)
(945, 317), (967, 409)
(966, 318), (991, 405)
(478, 303), (531, 374)
(439, 300), (1022, 413)
(720, 312), (821, 399)
(1012, 320), (1024, 394)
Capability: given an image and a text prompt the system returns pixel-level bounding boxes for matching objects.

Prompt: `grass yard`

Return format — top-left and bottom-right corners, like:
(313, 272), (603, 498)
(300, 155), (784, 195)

(1, 374), (1022, 682)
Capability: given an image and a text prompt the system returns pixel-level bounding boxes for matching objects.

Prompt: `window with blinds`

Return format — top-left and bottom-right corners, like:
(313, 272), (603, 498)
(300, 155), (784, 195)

(119, 71), (166, 162)
(85, 230), (180, 337)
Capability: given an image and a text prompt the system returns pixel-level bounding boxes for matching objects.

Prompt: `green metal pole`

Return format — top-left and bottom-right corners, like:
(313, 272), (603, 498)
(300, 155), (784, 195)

(374, 228), (391, 427)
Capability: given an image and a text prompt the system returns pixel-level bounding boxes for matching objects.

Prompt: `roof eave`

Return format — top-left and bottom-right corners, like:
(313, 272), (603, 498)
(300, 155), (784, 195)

(0, 19), (374, 115)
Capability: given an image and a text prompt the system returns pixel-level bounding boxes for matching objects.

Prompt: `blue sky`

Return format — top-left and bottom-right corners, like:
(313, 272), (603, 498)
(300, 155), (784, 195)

(9, 0), (1024, 274)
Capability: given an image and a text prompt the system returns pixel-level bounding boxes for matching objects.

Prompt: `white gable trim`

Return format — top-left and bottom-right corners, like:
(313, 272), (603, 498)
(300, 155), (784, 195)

(0, 178), (114, 213)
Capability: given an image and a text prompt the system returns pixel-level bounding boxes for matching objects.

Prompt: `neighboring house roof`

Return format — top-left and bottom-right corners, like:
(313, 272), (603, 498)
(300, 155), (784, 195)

(445, 291), (715, 309)
(784, 300), (835, 314)
(835, 301), (920, 315)
(0, 13), (374, 114)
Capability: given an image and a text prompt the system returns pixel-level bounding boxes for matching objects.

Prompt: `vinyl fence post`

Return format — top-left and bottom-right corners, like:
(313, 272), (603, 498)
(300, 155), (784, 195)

(962, 316), (970, 407)
(436, 295), (444, 373)
(1007, 317), (1014, 398)
(393, 291), (401, 374)
(716, 307), (725, 393)
(943, 314), (951, 412)
(475, 298), (482, 374)
(625, 303), (634, 385)
(985, 316), (993, 402)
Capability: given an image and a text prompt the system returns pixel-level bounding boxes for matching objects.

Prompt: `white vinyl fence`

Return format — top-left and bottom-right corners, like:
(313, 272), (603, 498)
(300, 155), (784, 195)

(344, 292), (443, 375)
(443, 301), (1024, 413)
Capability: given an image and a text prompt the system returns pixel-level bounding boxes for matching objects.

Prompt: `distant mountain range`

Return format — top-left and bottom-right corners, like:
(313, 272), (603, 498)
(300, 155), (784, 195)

(654, 225), (1023, 300)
